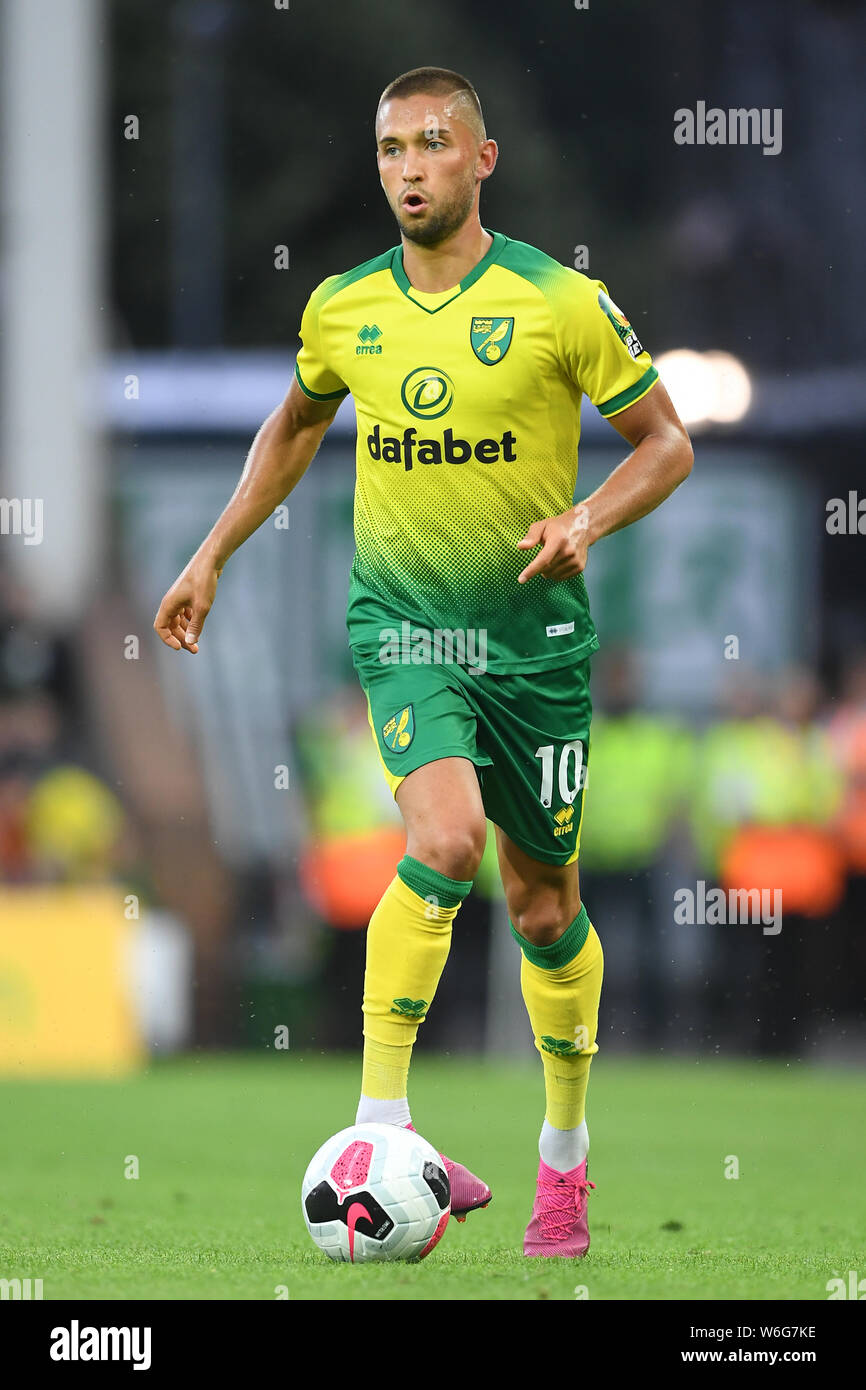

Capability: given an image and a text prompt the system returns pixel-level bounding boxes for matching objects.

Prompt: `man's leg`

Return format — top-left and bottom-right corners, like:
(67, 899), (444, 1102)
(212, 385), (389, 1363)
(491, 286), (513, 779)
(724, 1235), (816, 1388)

(356, 756), (487, 1128)
(496, 829), (603, 1254)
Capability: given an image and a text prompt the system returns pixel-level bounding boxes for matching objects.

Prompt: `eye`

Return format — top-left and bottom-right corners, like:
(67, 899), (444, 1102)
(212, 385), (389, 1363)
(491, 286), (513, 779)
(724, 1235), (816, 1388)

(383, 144), (400, 157)
(427, 139), (445, 150)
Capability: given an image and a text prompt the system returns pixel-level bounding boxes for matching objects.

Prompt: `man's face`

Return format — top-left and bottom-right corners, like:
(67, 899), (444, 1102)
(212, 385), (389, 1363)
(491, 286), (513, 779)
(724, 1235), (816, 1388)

(375, 93), (485, 246)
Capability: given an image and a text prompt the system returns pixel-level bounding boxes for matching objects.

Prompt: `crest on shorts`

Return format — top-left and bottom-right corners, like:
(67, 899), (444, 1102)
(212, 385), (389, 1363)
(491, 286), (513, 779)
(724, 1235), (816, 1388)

(382, 704), (414, 752)
(470, 316), (514, 364)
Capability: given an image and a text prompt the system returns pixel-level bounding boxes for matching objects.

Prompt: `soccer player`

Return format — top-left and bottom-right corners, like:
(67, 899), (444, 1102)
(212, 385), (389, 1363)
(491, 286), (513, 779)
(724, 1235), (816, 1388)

(154, 67), (693, 1257)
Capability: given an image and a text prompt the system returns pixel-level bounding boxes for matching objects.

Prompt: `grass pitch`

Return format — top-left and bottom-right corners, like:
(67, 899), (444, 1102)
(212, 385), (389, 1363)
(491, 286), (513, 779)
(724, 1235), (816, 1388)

(1, 1054), (862, 1301)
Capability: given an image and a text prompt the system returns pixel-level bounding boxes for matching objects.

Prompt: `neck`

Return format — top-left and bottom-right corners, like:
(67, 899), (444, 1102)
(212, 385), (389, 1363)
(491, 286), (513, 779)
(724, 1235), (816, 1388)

(400, 216), (493, 294)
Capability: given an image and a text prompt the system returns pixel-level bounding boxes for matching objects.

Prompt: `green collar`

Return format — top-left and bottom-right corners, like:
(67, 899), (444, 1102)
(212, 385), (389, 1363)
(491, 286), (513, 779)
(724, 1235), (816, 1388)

(389, 229), (507, 313)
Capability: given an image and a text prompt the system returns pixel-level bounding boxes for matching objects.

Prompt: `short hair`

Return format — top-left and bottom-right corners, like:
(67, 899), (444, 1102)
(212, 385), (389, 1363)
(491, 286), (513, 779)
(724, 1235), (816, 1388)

(377, 67), (486, 141)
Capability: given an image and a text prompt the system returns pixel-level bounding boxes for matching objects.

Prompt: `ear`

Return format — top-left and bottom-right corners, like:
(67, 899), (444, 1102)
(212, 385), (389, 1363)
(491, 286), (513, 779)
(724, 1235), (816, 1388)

(477, 138), (498, 181)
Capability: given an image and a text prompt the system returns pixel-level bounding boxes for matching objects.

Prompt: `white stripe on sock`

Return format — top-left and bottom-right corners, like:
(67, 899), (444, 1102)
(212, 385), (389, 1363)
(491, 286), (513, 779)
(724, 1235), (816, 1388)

(539, 1118), (589, 1173)
(355, 1094), (412, 1128)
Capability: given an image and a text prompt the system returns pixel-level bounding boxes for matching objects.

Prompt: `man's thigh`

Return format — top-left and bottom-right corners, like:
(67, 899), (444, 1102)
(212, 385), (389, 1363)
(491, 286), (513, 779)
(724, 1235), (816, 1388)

(350, 640), (493, 799)
(465, 657), (593, 869)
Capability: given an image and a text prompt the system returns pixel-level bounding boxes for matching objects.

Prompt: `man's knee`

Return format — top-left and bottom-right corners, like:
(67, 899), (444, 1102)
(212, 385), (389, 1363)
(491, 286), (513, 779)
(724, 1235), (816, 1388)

(406, 819), (486, 884)
(508, 883), (582, 947)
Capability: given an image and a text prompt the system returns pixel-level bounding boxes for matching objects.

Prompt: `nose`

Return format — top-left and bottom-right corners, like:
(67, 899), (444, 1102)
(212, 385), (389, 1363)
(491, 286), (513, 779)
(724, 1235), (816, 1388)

(401, 148), (424, 182)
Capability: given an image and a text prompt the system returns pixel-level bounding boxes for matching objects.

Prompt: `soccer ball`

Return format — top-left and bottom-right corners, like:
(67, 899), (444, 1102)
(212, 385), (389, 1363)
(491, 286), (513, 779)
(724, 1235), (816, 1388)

(301, 1122), (451, 1263)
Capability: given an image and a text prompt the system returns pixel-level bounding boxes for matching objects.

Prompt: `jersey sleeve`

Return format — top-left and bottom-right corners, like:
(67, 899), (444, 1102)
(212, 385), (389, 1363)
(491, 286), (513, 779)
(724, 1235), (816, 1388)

(555, 272), (658, 418)
(294, 278), (350, 401)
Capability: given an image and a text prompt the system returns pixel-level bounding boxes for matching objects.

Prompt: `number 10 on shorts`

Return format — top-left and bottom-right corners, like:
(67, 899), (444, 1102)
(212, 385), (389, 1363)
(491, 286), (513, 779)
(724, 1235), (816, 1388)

(534, 741), (585, 809)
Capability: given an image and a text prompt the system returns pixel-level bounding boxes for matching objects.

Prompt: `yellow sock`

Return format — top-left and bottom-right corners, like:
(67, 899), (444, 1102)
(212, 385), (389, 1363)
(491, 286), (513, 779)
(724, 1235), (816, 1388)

(359, 855), (473, 1108)
(511, 906), (603, 1131)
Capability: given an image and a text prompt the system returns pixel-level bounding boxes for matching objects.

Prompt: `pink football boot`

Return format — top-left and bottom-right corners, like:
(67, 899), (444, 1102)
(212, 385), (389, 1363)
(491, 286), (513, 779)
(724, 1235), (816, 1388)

(407, 1124), (491, 1222)
(524, 1157), (596, 1257)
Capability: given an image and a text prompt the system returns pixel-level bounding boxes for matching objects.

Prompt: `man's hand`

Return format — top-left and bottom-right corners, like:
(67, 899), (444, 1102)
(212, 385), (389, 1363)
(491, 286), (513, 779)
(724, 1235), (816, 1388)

(516, 503), (591, 583)
(153, 557), (220, 654)
(516, 380), (693, 585)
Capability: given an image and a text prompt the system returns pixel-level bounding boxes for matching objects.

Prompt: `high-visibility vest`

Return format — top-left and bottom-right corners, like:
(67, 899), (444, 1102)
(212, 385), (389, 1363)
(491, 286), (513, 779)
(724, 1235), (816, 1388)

(691, 718), (842, 874)
(721, 825), (845, 917)
(827, 708), (866, 872)
(293, 703), (405, 928)
(578, 715), (695, 872)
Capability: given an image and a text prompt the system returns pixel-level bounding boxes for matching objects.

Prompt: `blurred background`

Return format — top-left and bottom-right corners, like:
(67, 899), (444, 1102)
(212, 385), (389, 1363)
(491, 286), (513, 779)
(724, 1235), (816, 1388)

(1, 0), (865, 1077)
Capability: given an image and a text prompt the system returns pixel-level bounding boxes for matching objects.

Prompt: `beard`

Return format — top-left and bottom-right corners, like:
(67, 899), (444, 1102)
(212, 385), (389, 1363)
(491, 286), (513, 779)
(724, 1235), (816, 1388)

(394, 175), (477, 247)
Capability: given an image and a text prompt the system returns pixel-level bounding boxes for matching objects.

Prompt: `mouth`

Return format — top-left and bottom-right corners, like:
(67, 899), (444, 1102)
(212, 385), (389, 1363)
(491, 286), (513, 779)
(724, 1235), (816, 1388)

(401, 191), (429, 214)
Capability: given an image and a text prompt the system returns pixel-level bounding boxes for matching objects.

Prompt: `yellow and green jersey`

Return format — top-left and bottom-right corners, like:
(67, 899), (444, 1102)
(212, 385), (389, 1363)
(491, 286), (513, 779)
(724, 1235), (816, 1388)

(294, 229), (658, 672)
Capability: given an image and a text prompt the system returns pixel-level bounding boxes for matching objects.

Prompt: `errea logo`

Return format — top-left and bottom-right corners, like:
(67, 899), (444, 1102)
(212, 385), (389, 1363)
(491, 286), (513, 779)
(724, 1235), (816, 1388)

(357, 325), (383, 355)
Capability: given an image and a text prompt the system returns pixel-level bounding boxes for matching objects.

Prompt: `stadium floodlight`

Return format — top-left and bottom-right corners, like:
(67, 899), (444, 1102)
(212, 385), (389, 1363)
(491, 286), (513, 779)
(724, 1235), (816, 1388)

(702, 350), (752, 423)
(655, 348), (752, 427)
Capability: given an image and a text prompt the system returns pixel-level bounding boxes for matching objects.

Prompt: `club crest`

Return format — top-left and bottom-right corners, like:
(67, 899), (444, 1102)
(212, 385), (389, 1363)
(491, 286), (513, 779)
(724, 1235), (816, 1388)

(470, 316), (514, 364)
(382, 705), (414, 752)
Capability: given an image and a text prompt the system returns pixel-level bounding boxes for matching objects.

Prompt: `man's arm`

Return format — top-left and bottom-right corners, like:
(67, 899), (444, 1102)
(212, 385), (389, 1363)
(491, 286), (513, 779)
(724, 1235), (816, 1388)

(153, 376), (341, 652)
(516, 379), (693, 583)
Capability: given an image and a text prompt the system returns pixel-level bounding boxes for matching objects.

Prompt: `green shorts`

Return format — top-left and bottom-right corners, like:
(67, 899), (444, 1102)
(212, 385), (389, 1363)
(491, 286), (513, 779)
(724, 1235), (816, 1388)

(350, 641), (592, 867)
